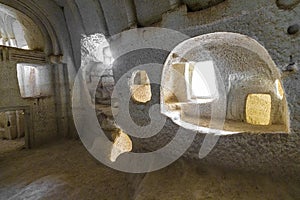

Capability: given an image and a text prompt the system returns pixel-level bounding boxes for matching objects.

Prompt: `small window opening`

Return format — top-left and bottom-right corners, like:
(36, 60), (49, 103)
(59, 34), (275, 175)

(17, 63), (53, 98)
(186, 61), (218, 102)
(130, 70), (152, 103)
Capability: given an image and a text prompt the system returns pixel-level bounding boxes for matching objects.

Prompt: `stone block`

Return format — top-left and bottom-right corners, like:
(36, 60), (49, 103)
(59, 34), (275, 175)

(246, 94), (271, 126)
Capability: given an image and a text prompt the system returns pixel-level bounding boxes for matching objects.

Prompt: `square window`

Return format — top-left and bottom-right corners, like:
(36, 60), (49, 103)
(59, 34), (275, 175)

(17, 63), (53, 98)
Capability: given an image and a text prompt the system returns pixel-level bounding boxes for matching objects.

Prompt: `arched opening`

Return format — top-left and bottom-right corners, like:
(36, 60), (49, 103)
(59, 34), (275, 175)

(0, 3), (61, 149)
(0, 8), (27, 48)
(80, 33), (134, 162)
(129, 70), (152, 103)
(0, 3), (44, 50)
(0, 4), (51, 99)
(161, 32), (290, 134)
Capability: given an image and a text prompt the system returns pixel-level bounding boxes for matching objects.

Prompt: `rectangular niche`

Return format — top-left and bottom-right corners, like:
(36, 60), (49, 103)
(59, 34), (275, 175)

(246, 94), (271, 125)
(17, 63), (53, 98)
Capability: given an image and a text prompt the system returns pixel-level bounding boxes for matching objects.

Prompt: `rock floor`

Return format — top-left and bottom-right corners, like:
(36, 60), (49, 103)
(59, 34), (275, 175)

(0, 140), (299, 200)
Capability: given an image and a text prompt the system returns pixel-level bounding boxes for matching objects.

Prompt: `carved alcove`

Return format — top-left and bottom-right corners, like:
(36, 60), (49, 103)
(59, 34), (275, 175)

(161, 32), (290, 134)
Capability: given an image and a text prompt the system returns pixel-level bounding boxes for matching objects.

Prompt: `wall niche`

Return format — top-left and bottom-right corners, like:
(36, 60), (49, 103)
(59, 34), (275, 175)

(161, 32), (290, 134)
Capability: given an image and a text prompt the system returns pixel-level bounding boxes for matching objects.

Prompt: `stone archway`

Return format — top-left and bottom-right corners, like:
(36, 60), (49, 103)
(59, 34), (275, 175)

(0, 2), (73, 147)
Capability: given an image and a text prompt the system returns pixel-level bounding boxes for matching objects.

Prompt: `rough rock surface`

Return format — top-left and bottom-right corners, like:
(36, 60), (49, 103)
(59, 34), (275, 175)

(0, 140), (300, 199)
